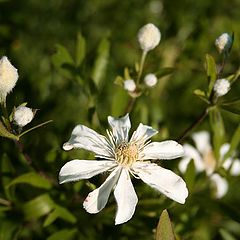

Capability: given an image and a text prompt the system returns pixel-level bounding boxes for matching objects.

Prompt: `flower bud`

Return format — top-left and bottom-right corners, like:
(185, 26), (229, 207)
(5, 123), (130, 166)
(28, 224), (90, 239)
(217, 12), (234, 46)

(123, 79), (136, 92)
(137, 23), (161, 52)
(214, 78), (230, 97)
(144, 73), (158, 87)
(0, 56), (18, 103)
(13, 106), (34, 127)
(215, 33), (232, 54)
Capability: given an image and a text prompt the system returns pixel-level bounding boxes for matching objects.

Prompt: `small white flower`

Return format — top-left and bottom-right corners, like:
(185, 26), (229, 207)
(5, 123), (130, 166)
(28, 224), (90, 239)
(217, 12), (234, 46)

(0, 56), (18, 103)
(215, 33), (232, 54)
(144, 73), (158, 87)
(60, 114), (188, 225)
(123, 79), (136, 92)
(214, 78), (230, 97)
(137, 23), (161, 52)
(13, 106), (34, 127)
(179, 131), (240, 198)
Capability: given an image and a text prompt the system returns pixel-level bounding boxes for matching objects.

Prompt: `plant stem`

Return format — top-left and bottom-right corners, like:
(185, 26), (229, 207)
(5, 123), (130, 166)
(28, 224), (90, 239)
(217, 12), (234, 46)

(136, 51), (147, 85)
(176, 108), (208, 143)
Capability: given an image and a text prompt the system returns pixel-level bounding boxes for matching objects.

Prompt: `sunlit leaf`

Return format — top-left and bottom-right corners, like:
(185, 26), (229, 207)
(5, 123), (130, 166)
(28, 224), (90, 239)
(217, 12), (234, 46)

(156, 209), (175, 240)
(47, 229), (77, 240)
(0, 121), (19, 140)
(7, 172), (52, 190)
(22, 194), (55, 220)
(91, 38), (110, 88)
(219, 228), (237, 240)
(209, 107), (225, 160)
(75, 32), (86, 66)
(206, 54), (217, 97)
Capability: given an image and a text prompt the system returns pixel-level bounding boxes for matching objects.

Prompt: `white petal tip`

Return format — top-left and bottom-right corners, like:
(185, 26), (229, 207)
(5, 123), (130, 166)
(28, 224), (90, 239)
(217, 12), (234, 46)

(63, 142), (73, 151)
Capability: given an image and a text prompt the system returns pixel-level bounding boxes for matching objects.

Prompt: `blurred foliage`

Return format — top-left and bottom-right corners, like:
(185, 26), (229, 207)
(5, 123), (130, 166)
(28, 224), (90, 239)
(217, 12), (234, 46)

(1, 0), (240, 239)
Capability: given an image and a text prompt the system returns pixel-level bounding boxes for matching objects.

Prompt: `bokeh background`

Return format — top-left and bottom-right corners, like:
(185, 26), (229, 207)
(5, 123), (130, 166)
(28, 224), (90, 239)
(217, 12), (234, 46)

(1, 0), (240, 239)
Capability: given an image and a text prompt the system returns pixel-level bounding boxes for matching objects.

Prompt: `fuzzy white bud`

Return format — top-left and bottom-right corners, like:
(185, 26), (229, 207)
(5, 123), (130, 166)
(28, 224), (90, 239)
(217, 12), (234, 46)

(144, 73), (158, 87)
(215, 33), (232, 54)
(123, 79), (136, 92)
(0, 56), (18, 103)
(13, 106), (34, 127)
(214, 78), (230, 97)
(137, 23), (161, 52)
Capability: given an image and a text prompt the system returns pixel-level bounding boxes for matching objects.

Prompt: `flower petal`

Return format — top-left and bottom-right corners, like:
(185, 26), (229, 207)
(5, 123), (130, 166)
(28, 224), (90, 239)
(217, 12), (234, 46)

(108, 114), (131, 144)
(210, 173), (228, 198)
(230, 159), (240, 176)
(63, 124), (114, 158)
(130, 123), (158, 143)
(114, 168), (138, 225)
(133, 162), (188, 204)
(142, 141), (184, 160)
(192, 131), (211, 155)
(59, 160), (116, 184)
(83, 167), (121, 214)
(181, 144), (205, 172)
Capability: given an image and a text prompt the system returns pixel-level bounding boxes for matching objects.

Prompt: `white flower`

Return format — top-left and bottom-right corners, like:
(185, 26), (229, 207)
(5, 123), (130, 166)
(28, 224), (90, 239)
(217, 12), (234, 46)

(214, 78), (230, 97)
(123, 79), (136, 92)
(215, 33), (232, 54)
(13, 106), (34, 127)
(60, 114), (188, 225)
(137, 23), (161, 52)
(0, 56), (18, 103)
(144, 73), (158, 87)
(179, 131), (240, 198)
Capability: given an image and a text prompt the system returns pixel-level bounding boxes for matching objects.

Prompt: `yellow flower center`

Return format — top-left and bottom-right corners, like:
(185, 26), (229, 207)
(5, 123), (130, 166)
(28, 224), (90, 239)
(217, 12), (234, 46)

(115, 142), (139, 167)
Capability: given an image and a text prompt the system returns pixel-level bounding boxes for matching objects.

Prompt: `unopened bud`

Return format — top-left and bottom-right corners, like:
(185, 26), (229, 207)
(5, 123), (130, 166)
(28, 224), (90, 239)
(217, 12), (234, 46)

(214, 78), (230, 97)
(13, 106), (34, 127)
(144, 73), (158, 87)
(123, 79), (136, 92)
(0, 56), (18, 103)
(137, 23), (161, 52)
(215, 33), (232, 54)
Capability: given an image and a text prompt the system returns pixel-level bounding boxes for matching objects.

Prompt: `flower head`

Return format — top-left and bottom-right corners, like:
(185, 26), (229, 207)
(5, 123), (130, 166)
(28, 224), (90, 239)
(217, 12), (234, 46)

(214, 78), (230, 97)
(179, 131), (240, 198)
(0, 56), (18, 103)
(60, 114), (188, 225)
(215, 33), (232, 54)
(144, 73), (158, 87)
(123, 79), (136, 92)
(137, 23), (161, 52)
(13, 106), (34, 127)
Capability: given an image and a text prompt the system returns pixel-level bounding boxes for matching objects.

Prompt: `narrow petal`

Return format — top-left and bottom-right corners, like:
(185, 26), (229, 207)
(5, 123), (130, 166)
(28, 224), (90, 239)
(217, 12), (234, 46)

(192, 131), (211, 155)
(83, 167), (121, 214)
(182, 144), (205, 172)
(142, 141), (184, 160)
(63, 124), (114, 158)
(178, 157), (191, 173)
(130, 123), (158, 144)
(133, 162), (188, 204)
(210, 173), (228, 198)
(108, 114), (131, 144)
(114, 168), (138, 225)
(59, 160), (117, 184)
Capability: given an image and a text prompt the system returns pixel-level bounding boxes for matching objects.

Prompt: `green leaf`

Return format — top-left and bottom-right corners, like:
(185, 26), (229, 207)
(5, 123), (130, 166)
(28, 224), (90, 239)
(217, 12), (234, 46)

(206, 54), (217, 97)
(51, 44), (74, 78)
(184, 159), (196, 191)
(43, 210), (58, 227)
(0, 121), (19, 140)
(221, 99), (240, 115)
(7, 172), (52, 190)
(75, 32), (86, 66)
(124, 67), (131, 79)
(156, 209), (175, 240)
(22, 194), (55, 220)
(0, 220), (19, 240)
(91, 38), (110, 88)
(47, 229), (77, 240)
(111, 87), (129, 116)
(209, 107), (225, 160)
(223, 123), (240, 161)
(219, 229), (237, 240)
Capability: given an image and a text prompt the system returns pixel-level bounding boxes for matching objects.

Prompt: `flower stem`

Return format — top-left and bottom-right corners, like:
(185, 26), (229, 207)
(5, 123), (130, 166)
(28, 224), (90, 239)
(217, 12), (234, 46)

(136, 51), (147, 85)
(18, 120), (53, 138)
(176, 108), (208, 143)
